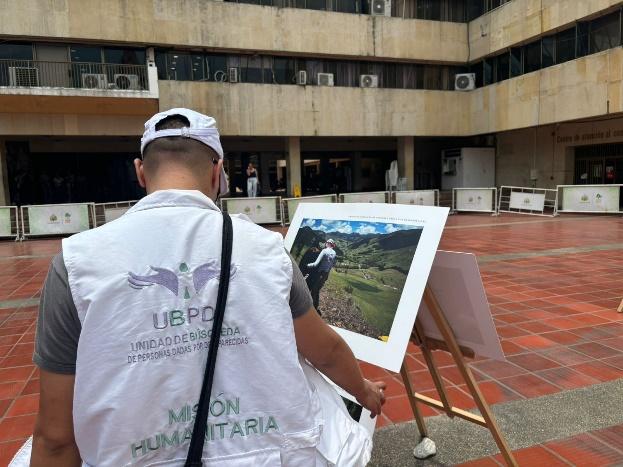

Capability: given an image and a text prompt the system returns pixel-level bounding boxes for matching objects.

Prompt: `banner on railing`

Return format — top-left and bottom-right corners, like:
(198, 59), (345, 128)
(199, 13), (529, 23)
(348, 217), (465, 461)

(393, 190), (439, 206)
(24, 203), (93, 236)
(498, 186), (557, 217)
(94, 201), (138, 227)
(221, 197), (282, 224)
(339, 191), (390, 203)
(0, 207), (12, 237)
(453, 188), (497, 213)
(282, 194), (337, 224)
(558, 184), (622, 213)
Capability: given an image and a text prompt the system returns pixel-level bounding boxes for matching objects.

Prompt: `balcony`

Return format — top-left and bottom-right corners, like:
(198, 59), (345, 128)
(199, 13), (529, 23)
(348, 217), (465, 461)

(0, 60), (151, 94)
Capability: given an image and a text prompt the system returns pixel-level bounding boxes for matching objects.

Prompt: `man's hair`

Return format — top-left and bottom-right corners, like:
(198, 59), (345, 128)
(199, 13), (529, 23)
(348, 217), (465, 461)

(142, 115), (216, 175)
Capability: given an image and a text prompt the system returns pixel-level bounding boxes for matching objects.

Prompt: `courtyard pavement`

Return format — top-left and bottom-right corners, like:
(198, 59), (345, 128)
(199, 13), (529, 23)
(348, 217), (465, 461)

(1, 213), (623, 465)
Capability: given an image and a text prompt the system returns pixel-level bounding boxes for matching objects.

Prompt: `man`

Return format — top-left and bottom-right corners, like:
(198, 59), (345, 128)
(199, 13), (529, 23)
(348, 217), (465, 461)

(307, 239), (338, 311)
(31, 108), (385, 466)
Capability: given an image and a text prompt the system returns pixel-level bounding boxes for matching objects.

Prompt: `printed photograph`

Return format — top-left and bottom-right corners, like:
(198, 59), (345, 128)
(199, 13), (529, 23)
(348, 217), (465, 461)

(290, 218), (423, 340)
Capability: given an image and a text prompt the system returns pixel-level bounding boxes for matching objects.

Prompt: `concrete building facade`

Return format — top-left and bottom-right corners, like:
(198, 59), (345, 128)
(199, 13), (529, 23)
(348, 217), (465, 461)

(1, 0), (623, 205)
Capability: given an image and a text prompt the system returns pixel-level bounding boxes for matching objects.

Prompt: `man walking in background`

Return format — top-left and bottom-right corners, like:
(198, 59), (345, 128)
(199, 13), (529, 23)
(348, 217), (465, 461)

(307, 239), (338, 312)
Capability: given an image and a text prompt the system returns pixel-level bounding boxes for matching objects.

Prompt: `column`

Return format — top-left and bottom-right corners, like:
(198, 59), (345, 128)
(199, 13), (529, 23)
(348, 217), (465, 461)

(397, 136), (415, 190)
(286, 137), (301, 197)
(0, 140), (8, 206)
(146, 47), (159, 99)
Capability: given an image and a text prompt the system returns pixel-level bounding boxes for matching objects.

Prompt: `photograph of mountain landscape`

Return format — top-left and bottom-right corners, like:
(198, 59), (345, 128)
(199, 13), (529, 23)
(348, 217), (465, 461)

(290, 218), (423, 340)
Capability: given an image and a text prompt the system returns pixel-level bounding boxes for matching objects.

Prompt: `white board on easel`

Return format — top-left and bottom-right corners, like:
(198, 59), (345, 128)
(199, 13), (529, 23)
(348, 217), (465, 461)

(417, 250), (504, 361)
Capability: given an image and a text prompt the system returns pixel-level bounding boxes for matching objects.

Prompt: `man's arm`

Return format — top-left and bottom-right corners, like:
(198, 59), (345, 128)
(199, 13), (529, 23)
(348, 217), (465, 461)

(31, 253), (82, 465)
(293, 309), (386, 416)
(31, 370), (80, 467)
(307, 249), (326, 268)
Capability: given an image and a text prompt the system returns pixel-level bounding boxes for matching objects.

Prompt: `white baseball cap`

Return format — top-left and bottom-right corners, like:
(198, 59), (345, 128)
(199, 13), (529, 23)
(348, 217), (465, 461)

(140, 108), (229, 195)
(327, 239), (336, 245)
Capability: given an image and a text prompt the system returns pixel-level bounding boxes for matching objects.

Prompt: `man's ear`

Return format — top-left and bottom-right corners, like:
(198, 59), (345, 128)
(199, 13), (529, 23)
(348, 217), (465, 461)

(134, 158), (146, 188)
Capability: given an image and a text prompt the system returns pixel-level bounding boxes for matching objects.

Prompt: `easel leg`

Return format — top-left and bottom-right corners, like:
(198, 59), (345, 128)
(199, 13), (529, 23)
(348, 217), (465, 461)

(399, 362), (428, 438)
(617, 298), (623, 313)
(400, 361), (437, 460)
(423, 287), (518, 467)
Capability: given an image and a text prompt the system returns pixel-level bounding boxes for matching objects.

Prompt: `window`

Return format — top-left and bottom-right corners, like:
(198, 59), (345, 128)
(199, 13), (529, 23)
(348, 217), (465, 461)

(590, 10), (621, 53)
(335, 0), (360, 13)
(510, 47), (522, 77)
(70, 46), (101, 63)
(272, 57), (295, 84)
(103, 47), (145, 65)
(155, 51), (168, 79)
(496, 51), (510, 81)
(0, 42), (33, 60)
(305, 0), (327, 10)
(556, 28), (576, 64)
(542, 36), (555, 68)
(240, 55), (264, 83)
(523, 40), (541, 74)
(191, 55), (207, 81)
(483, 58), (494, 85)
(576, 22), (590, 58)
(206, 54), (228, 82)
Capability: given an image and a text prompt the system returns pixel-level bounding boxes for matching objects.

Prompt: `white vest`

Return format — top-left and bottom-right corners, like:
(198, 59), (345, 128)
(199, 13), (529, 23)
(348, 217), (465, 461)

(63, 190), (323, 466)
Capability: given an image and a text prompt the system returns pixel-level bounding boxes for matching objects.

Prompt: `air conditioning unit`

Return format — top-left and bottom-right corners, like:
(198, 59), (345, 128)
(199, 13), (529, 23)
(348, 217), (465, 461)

(82, 73), (107, 89)
(454, 73), (476, 91)
(9, 67), (39, 87)
(296, 70), (307, 86)
(371, 0), (391, 16)
(317, 73), (334, 87)
(359, 74), (378, 88)
(113, 74), (140, 90)
(228, 67), (239, 83)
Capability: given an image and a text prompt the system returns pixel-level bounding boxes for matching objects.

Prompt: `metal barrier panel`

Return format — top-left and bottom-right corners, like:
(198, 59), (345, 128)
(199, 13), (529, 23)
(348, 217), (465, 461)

(498, 186), (558, 217)
(94, 201), (138, 227)
(452, 188), (497, 213)
(557, 184), (623, 214)
(220, 196), (282, 224)
(0, 206), (19, 240)
(21, 203), (95, 238)
(282, 194), (337, 224)
(392, 190), (439, 206)
(339, 191), (390, 203)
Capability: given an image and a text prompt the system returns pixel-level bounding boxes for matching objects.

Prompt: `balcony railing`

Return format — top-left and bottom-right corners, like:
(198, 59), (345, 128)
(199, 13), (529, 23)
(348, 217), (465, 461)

(0, 60), (149, 91)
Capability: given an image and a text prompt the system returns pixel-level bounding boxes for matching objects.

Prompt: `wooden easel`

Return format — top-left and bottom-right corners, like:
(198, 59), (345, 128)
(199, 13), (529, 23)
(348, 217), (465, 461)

(399, 286), (518, 467)
(617, 298), (623, 313)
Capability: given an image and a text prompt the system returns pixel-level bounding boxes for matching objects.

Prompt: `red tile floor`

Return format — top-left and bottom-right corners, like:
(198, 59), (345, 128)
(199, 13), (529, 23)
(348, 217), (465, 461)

(1, 214), (623, 465)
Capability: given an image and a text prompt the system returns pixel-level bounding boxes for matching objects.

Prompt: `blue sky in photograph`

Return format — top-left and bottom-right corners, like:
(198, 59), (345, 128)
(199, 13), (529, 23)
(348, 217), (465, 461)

(301, 218), (421, 235)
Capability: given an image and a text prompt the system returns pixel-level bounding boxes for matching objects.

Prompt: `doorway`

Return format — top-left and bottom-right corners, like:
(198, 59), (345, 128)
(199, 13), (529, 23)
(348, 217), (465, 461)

(575, 143), (623, 184)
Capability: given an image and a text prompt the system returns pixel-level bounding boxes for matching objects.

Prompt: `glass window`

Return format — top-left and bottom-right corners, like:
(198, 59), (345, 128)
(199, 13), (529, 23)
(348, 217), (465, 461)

(273, 57), (295, 84)
(556, 28), (576, 64)
(510, 47), (522, 77)
(155, 51), (169, 79)
(206, 54), (228, 82)
(590, 11), (621, 53)
(103, 47), (145, 65)
(335, 0), (359, 13)
(191, 54), (206, 81)
(470, 62), (483, 87)
(169, 53), (192, 81)
(542, 36), (555, 68)
(483, 58), (494, 85)
(576, 22), (589, 58)
(240, 56), (263, 83)
(496, 51), (510, 81)
(523, 40), (541, 74)
(467, 1), (484, 21)
(0, 42), (33, 60)
(305, 0), (327, 10)
(70, 45), (101, 63)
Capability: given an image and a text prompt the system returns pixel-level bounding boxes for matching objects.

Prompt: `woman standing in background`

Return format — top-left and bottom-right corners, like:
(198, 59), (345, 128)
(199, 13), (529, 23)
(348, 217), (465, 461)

(246, 162), (258, 197)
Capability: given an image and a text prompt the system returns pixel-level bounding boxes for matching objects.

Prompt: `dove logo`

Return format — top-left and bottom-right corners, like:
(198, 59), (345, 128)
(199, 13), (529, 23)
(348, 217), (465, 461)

(128, 262), (238, 329)
(128, 261), (237, 300)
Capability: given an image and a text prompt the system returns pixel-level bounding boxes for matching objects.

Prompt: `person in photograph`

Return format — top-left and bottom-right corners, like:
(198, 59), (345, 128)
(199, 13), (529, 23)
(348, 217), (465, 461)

(246, 162), (258, 197)
(306, 239), (338, 311)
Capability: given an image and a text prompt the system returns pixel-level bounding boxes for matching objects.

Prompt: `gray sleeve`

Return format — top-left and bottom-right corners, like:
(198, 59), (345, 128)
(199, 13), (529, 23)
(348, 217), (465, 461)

(288, 253), (313, 319)
(33, 252), (81, 375)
